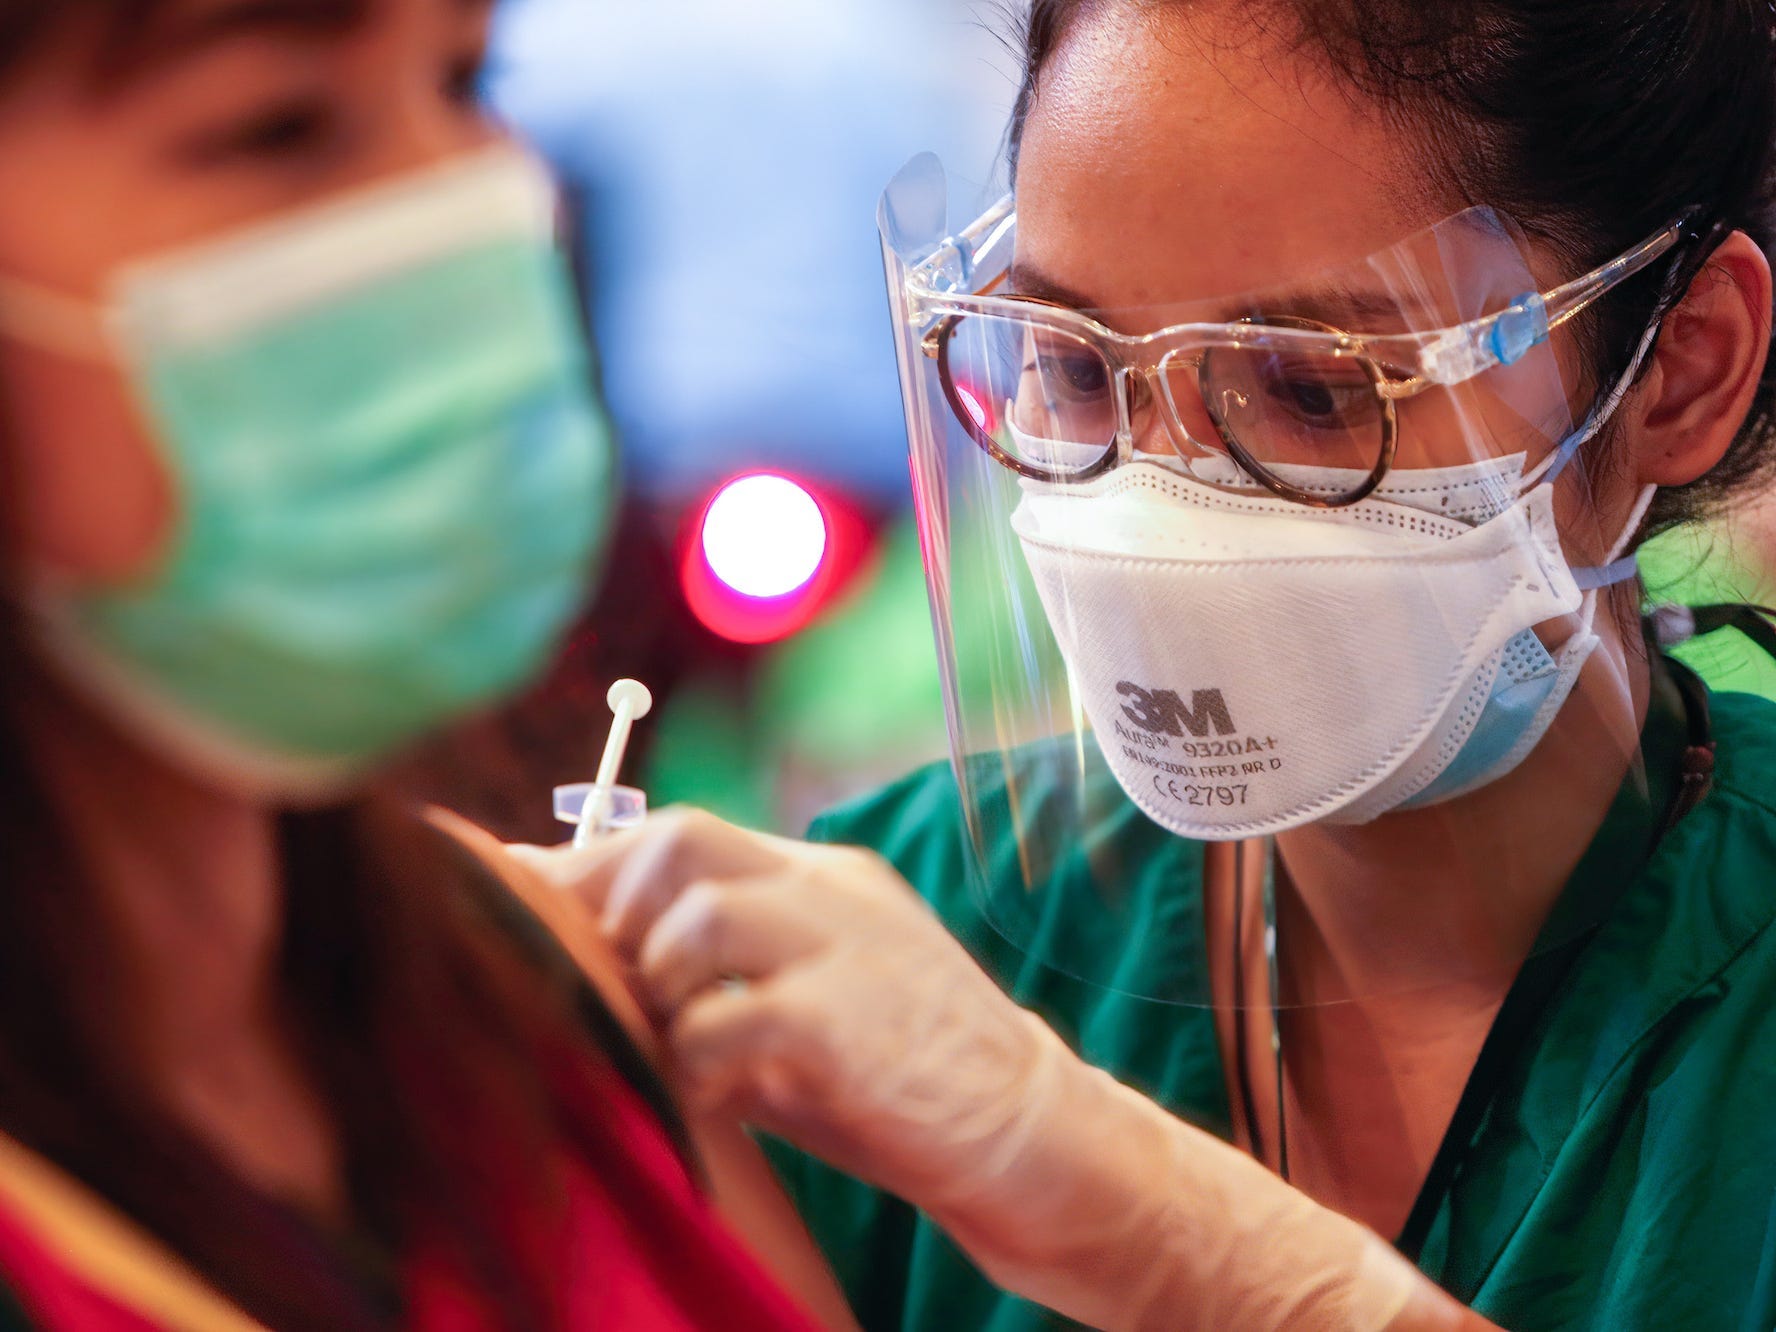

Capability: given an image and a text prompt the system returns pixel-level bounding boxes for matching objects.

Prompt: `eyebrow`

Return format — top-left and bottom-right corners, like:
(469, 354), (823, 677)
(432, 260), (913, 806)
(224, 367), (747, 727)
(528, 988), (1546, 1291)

(91, 0), (360, 89)
(1007, 261), (1429, 332)
(1006, 262), (1100, 312)
(1253, 282), (1425, 330)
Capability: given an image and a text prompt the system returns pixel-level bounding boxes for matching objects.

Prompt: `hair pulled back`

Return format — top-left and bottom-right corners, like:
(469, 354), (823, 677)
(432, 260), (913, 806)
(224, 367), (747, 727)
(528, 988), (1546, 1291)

(1010, 0), (1776, 536)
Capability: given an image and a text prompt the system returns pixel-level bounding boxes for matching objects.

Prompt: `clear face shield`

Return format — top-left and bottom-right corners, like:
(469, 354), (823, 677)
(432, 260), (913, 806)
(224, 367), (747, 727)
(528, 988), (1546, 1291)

(880, 153), (1689, 1007)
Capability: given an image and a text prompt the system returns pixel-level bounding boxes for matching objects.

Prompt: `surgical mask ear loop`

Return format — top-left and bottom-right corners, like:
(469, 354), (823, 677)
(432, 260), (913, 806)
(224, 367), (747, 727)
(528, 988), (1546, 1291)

(0, 275), (112, 360)
(1564, 497), (1646, 644)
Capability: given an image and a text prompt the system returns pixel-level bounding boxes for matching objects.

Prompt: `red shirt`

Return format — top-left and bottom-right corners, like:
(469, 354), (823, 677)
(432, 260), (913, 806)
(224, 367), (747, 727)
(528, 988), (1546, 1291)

(0, 1069), (824, 1331)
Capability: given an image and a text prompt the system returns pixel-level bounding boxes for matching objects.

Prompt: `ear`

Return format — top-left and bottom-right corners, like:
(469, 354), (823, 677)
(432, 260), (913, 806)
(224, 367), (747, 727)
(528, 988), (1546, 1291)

(1627, 230), (1772, 488)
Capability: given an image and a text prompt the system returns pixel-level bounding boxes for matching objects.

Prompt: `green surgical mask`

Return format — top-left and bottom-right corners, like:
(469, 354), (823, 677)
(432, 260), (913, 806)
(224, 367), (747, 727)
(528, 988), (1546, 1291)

(0, 149), (613, 797)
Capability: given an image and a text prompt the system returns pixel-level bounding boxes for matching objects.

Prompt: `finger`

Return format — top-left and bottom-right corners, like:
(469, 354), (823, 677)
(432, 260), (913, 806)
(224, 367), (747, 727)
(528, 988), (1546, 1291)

(636, 877), (828, 1019)
(668, 982), (802, 1118)
(504, 826), (653, 914)
(601, 808), (784, 956)
(674, 977), (914, 1188)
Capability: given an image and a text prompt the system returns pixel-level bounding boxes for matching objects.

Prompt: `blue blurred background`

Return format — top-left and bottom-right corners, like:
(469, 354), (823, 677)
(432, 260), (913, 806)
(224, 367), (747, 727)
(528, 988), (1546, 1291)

(432, 0), (1022, 837)
(490, 0), (1016, 501)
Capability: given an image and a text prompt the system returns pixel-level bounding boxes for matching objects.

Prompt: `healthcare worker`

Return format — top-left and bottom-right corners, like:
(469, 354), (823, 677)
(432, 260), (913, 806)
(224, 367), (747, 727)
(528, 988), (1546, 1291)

(0, 1), (856, 1328)
(538, 0), (1776, 1327)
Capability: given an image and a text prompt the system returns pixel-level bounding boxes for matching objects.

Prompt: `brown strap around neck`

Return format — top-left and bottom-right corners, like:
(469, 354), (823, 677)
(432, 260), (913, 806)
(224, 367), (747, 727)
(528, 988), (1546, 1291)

(1650, 645), (1717, 839)
(0, 1133), (267, 1331)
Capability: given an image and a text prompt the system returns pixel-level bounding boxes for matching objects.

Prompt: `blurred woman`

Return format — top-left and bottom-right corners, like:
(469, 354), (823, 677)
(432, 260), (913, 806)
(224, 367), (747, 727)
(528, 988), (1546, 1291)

(0, 1), (847, 1328)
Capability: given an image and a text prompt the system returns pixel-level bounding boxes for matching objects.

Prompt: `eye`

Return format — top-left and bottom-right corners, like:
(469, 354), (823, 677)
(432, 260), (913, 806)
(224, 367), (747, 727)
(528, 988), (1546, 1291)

(444, 52), (487, 107)
(1255, 360), (1379, 430)
(1044, 354), (1108, 396)
(1025, 334), (1111, 399)
(186, 97), (337, 164)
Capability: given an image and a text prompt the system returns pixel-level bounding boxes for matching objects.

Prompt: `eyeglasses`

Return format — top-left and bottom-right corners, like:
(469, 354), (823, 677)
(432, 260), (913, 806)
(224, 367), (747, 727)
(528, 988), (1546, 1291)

(918, 205), (1695, 507)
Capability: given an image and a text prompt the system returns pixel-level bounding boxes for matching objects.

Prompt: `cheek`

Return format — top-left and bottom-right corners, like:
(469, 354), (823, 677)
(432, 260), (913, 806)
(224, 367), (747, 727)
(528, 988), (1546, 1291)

(1, 343), (174, 585)
(1552, 458), (1642, 570)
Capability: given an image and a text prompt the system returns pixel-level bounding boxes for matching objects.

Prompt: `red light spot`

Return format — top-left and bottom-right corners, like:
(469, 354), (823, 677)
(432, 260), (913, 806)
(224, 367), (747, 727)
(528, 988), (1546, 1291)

(679, 473), (870, 645)
(954, 383), (993, 433)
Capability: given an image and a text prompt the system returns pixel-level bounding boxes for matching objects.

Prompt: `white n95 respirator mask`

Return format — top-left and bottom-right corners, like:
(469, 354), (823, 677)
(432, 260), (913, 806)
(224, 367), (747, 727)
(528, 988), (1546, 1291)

(1011, 454), (1646, 840)
(0, 149), (613, 798)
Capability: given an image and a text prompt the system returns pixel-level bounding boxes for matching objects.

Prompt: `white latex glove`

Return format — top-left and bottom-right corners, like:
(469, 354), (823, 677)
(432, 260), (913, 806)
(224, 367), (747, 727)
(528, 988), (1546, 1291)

(513, 812), (1485, 1332)
(517, 809), (1046, 1213)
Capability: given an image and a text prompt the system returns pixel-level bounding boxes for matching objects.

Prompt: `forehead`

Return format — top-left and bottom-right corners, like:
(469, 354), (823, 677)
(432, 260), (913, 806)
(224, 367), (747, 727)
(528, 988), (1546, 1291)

(1012, 3), (1456, 313)
(47, 0), (487, 89)
(80, 0), (372, 69)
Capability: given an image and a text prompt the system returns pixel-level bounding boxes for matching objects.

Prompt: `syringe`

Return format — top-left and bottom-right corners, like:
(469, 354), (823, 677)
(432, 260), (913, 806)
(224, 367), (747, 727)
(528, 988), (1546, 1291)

(555, 678), (654, 848)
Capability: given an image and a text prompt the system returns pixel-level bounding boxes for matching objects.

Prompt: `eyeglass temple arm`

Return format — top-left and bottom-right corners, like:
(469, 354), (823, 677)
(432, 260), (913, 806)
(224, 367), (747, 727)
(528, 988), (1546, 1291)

(1540, 217), (1693, 332)
(1415, 214), (1693, 387)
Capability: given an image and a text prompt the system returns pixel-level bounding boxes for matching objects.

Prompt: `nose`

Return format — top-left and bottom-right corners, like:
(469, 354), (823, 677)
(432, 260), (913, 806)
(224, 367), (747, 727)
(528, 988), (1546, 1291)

(359, 85), (500, 182)
(335, 2), (502, 188)
(1147, 360), (1232, 466)
(1123, 368), (1173, 458)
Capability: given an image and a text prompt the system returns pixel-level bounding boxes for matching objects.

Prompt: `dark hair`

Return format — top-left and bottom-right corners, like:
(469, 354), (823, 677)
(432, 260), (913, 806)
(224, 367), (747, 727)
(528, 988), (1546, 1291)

(0, 5), (683, 1328)
(1008, 0), (1776, 538)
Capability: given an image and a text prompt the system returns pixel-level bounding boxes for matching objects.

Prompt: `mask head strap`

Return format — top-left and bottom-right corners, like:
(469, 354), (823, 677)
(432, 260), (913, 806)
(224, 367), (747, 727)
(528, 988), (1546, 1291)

(1569, 482), (1658, 590)
(1573, 554), (1641, 590)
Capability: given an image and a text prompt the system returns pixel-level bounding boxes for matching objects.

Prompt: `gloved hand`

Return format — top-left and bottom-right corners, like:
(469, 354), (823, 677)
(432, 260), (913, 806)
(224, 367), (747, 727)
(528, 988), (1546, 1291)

(512, 812), (1478, 1332)
(514, 809), (1054, 1215)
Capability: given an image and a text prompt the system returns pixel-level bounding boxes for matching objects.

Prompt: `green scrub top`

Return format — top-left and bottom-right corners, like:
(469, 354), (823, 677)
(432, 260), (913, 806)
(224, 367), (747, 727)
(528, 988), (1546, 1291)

(765, 666), (1776, 1331)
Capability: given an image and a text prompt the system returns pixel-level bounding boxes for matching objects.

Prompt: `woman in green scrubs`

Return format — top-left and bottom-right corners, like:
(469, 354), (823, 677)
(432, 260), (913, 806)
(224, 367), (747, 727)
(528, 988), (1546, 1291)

(532, 0), (1776, 1327)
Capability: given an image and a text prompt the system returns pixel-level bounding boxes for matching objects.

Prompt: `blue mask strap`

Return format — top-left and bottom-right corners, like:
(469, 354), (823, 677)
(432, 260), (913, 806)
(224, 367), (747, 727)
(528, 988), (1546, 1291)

(1542, 420), (1599, 487)
(1573, 554), (1640, 590)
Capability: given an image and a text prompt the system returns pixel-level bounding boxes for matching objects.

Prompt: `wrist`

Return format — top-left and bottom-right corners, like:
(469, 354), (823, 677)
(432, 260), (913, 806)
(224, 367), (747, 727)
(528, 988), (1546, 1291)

(924, 1018), (1185, 1319)
(928, 1020), (1426, 1332)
